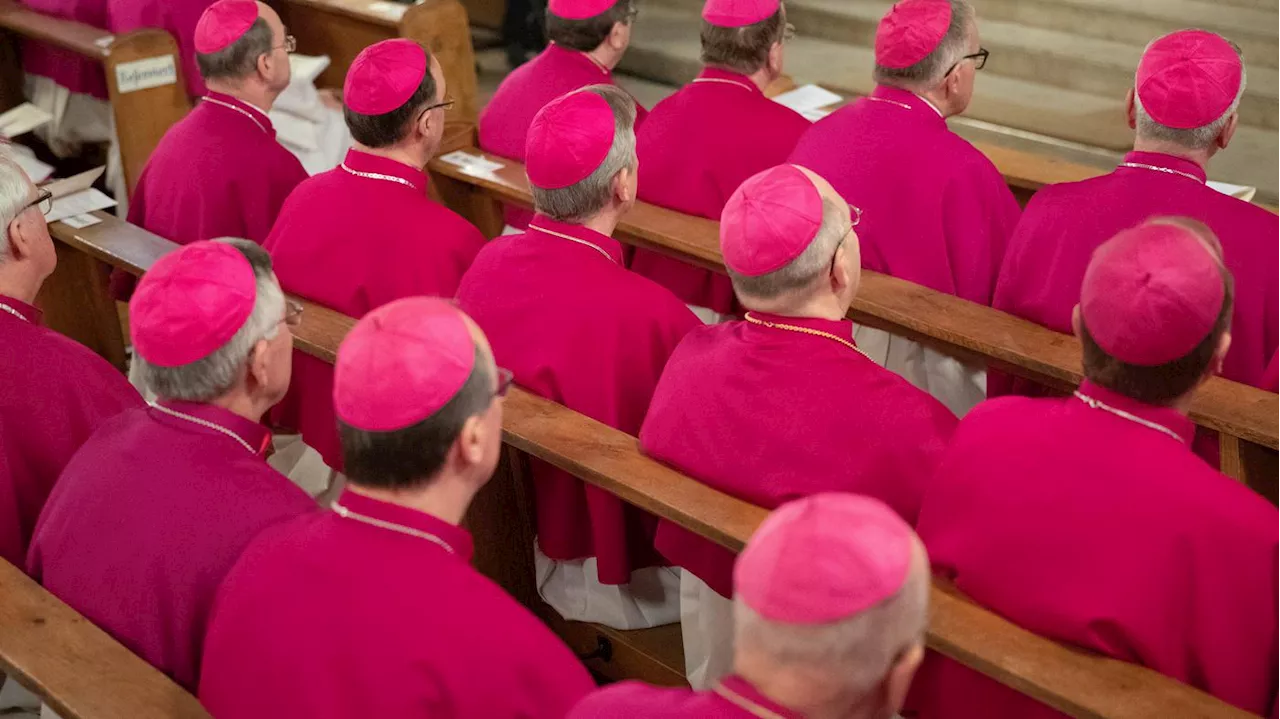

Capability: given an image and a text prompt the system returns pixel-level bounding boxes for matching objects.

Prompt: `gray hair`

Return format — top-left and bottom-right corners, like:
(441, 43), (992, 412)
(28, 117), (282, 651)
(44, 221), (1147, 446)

(872, 0), (975, 90)
(0, 149), (33, 259)
(727, 195), (849, 300)
(733, 551), (929, 699)
(136, 238), (285, 402)
(530, 85), (638, 223)
(1134, 35), (1246, 151)
(195, 17), (273, 81)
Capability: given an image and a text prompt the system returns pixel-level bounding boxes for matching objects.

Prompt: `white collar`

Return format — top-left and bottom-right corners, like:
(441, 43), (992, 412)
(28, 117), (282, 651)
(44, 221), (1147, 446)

(913, 93), (944, 118)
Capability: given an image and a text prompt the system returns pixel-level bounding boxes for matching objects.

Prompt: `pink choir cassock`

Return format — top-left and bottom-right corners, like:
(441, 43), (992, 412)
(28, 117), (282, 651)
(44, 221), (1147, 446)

(910, 381), (1279, 718)
(0, 295), (141, 567)
(265, 149), (485, 470)
(20, 0), (110, 98)
(107, 0), (217, 97)
(788, 85), (1020, 305)
(113, 93), (308, 299)
(991, 151), (1279, 393)
(570, 675), (804, 718)
(27, 401), (315, 690)
(629, 68), (809, 315)
(642, 313), (957, 599)
(456, 216), (700, 586)
(477, 43), (648, 229)
(198, 490), (595, 718)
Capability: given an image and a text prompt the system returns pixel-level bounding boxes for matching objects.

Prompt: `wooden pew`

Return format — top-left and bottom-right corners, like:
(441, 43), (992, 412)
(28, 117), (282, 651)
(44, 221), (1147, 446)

(0, 0), (191, 198)
(47, 213), (1258, 719)
(274, 0), (479, 124)
(426, 148), (1280, 500)
(0, 559), (210, 719)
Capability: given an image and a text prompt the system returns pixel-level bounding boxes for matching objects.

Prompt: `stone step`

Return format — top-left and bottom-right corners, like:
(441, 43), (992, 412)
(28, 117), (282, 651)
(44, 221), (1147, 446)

(972, 0), (1278, 69)
(781, 0), (1278, 128)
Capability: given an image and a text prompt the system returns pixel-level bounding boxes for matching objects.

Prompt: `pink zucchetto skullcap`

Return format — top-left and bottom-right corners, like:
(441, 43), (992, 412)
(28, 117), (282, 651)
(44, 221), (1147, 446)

(526, 90), (616, 190)
(735, 494), (914, 624)
(720, 165), (823, 277)
(548, 0), (617, 20)
(1136, 30), (1242, 130)
(130, 241), (256, 368)
(875, 0), (951, 69)
(702, 0), (779, 27)
(344, 40), (428, 116)
(1081, 222), (1225, 366)
(334, 297), (477, 432)
(194, 0), (259, 54)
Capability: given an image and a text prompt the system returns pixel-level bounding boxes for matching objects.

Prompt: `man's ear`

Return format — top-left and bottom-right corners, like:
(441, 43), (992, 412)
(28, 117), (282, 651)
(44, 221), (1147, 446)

(608, 20), (628, 50)
(1071, 305), (1083, 339)
(767, 41), (784, 77)
(6, 218), (31, 261)
(613, 167), (635, 205)
(458, 414), (486, 466)
(1125, 88), (1137, 130)
(886, 643), (925, 713)
(830, 241), (852, 293)
(1212, 330), (1232, 377)
(1217, 112), (1239, 150)
(247, 338), (273, 390)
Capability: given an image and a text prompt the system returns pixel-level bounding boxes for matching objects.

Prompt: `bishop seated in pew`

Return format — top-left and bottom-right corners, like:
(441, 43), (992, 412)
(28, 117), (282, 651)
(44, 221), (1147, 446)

(993, 29), (1278, 398)
(457, 86), (701, 630)
(27, 240), (314, 692)
(572, 493), (931, 719)
(480, 0), (646, 230)
(267, 38), (485, 490)
(640, 163), (957, 688)
(628, 0), (810, 323)
(0, 149), (141, 568)
(789, 0), (1020, 417)
(112, 0), (308, 301)
(199, 297), (595, 718)
(912, 219), (1279, 718)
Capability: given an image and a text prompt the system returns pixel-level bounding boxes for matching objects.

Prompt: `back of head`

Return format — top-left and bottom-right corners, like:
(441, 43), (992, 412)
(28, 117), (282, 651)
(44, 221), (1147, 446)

(1078, 217), (1234, 405)
(194, 0), (273, 83)
(1133, 29), (1246, 152)
(721, 164), (856, 310)
(527, 85), (638, 223)
(872, 0), (973, 91)
(335, 297), (499, 490)
(700, 0), (786, 76)
(0, 149), (32, 258)
(342, 39), (441, 149)
(732, 494), (929, 714)
(546, 0), (636, 51)
(132, 239), (285, 402)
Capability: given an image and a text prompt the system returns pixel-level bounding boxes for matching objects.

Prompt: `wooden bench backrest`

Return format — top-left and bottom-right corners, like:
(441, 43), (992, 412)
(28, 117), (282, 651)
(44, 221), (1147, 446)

(44, 213), (1256, 719)
(0, 0), (192, 197)
(426, 150), (1279, 498)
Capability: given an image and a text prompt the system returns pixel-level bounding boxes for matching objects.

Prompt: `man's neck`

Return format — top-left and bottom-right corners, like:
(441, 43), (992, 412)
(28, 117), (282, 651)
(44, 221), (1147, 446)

(914, 88), (949, 118)
(352, 142), (429, 171)
(586, 44), (618, 72)
(746, 292), (849, 321)
(734, 662), (856, 719)
(208, 392), (267, 426)
(345, 477), (477, 526)
(747, 67), (775, 92)
(205, 78), (275, 114)
(579, 208), (621, 238)
(0, 267), (41, 306)
(1131, 137), (1213, 169)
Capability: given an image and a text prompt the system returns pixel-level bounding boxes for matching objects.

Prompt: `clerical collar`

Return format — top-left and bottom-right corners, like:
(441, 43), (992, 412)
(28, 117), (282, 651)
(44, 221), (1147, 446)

(526, 215), (625, 265)
(202, 92), (275, 136)
(866, 85), (946, 123)
(340, 149), (427, 192)
(331, 488), (475, 561)
(1072, 380), (1195, 446)
(0, 293), (41, 325)
(711, 676), (804, 719)
(691, 67), (761, 96)
(149, 400), (273, 457)
(1117, 151), (1207, 185)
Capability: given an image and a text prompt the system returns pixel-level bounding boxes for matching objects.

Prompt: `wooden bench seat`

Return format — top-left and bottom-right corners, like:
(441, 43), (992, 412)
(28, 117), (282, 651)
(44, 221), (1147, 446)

(44, 212), (1257, 719)
(426, 147), (1279, 499)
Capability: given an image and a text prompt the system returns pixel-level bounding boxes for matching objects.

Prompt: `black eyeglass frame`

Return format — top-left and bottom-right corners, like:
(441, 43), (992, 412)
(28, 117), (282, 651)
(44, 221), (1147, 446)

(23, 188), (53, 217)
(945, 47), (989, 77)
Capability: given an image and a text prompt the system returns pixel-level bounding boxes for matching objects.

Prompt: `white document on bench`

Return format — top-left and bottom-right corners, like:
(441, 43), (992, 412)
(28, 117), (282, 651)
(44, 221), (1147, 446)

(1207, 180), (1257, 203)
(44, 168), (117, 224)
(772, 84), (843, 122)
(438, 150), (505, 179)
(9, 144), (54, 183)
(0, 102), (53, 138)
(368, 0), (421, 20)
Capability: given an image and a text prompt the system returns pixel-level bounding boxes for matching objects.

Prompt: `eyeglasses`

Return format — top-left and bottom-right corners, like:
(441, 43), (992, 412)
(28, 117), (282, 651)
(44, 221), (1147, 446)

(283, 301), (304, 328)
(494, 367), (515, 399)
(23, 188), (53, 217)
(416, 96), (456, 122)
(945, 47), (988, 76)
(782, 22), (796, 42)
(273, 34), (297, 54)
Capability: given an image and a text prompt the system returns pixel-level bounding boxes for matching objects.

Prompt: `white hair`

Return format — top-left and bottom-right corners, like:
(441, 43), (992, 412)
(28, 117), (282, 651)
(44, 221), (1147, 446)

(1134, 34), (1246, 151)
(872, 0), (976, 90)
(135, 238), (285, 401)
(0, 148), (33, 260)
(728, 194), (850, 300)
(530, 84), (638, 223)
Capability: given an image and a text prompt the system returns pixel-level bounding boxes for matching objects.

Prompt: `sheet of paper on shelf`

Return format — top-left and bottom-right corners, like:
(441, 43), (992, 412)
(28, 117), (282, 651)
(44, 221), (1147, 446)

(1206, 180), (1257, 203)
(368, 0), (420, 20)
(10, 144), (53, 183)
(437, 150), (505, 178)
(46, 189), (116, 223)
(289, 54), (330, 86)
(772, 84), (844, 122)
(44, 166), (106, 199)
(0, 103), (53, 138)
(58, 213), (103, 229)
(273, 111), (320, 151)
